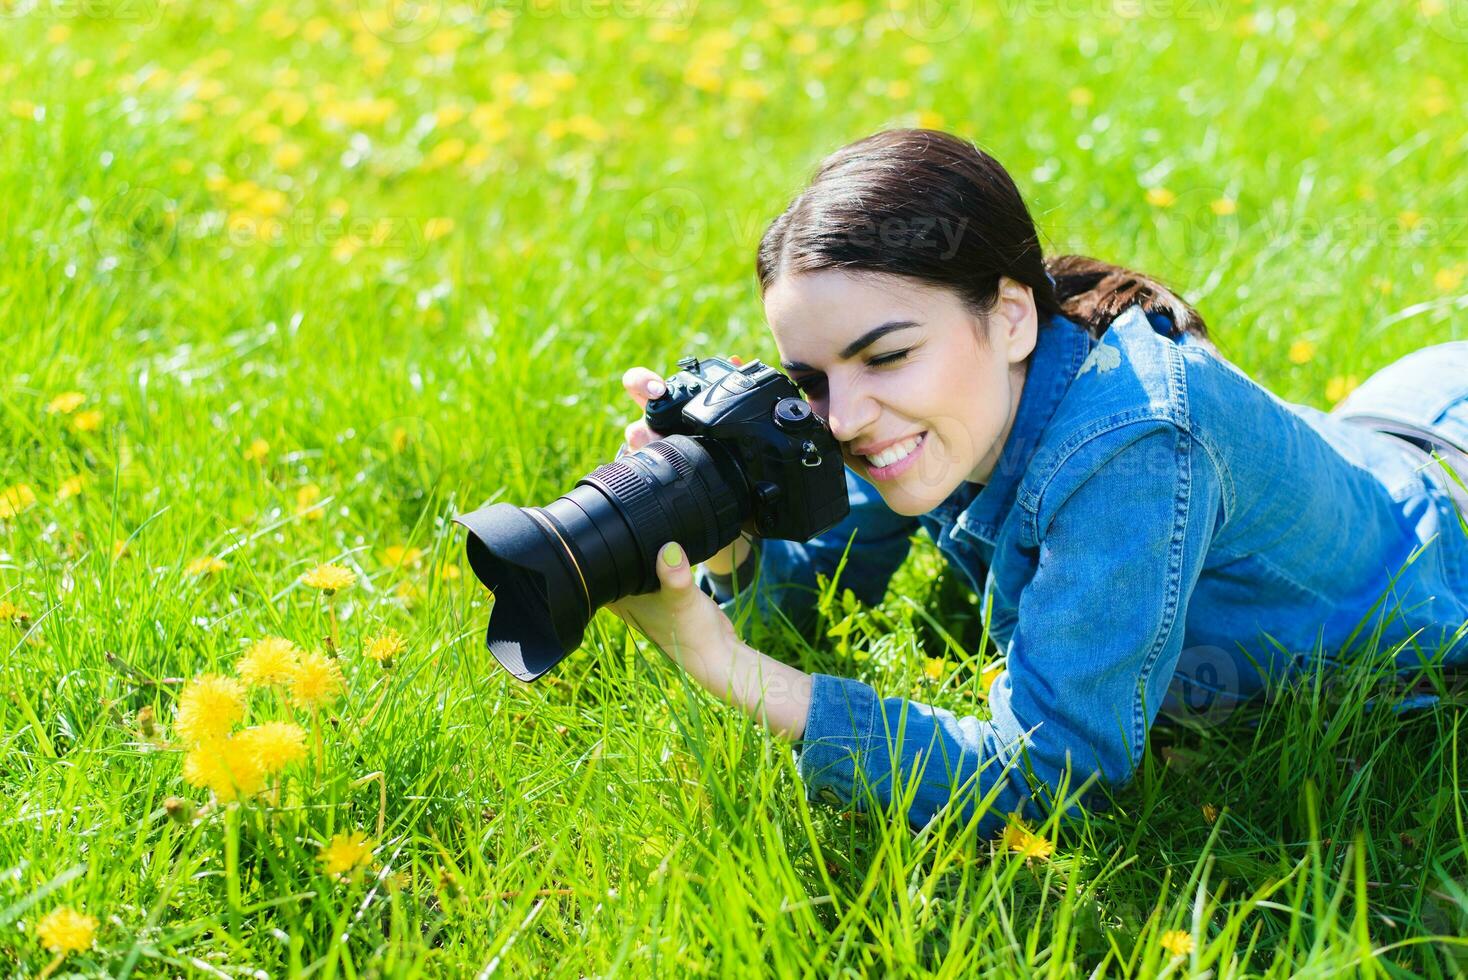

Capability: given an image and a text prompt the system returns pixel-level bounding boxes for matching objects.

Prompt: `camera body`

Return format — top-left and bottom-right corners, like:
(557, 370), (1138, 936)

(643, 355), (849, 540)
(452, 353), (853, 682)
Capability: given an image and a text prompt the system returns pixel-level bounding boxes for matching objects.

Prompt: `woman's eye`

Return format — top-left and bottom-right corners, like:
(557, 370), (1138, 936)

(794, 376), (826, 395)
(868, 349), (910, 367)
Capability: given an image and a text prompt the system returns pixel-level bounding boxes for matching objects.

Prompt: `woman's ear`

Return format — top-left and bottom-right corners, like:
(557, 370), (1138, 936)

(992, 275), (1039, 365)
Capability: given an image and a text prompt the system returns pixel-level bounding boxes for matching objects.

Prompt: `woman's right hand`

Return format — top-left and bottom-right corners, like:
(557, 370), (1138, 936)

(619, 365), (755, 577)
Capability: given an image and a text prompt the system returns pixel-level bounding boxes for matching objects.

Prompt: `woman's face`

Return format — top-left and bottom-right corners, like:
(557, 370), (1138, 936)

(764, 269), (1039, 516)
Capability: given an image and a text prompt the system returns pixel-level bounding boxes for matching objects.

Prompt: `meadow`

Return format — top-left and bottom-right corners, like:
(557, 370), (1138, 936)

(3, 0), (1468, 974)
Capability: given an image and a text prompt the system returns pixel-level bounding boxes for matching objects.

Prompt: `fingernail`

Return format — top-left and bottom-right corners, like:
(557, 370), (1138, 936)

(646, 379), (666, 397)
(660, 542), (683, 567)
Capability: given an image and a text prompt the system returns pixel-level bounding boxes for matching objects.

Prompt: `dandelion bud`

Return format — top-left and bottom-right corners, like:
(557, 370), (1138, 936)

(437, 867), (462, 901)
(137, 705), (157, 739)
(164, 796), (194, 824)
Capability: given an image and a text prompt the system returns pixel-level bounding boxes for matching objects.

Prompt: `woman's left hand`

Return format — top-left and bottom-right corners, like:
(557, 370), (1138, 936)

(606, 541), (739, 669)
(606, 541), (813, 738)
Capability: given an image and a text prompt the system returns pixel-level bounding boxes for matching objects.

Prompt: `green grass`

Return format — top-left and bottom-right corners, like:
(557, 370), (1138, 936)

(3, 0), (1468, 973)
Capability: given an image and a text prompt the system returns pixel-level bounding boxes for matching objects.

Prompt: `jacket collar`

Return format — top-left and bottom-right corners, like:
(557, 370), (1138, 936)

(940, 312), (1095, 542)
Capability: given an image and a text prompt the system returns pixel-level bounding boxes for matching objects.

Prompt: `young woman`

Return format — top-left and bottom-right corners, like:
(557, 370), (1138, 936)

(606, 129), (1468, 835)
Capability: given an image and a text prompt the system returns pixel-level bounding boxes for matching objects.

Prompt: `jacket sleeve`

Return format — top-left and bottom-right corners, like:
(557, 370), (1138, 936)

(693, 465), (920, 637)
(794, 424), (1223, 834)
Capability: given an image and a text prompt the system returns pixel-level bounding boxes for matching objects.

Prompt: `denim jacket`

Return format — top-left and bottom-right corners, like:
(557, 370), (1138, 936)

(694, 304), (1468, 834)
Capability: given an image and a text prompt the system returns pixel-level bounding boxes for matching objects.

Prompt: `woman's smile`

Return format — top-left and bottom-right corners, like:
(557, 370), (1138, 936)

(855, 431), (928, 481)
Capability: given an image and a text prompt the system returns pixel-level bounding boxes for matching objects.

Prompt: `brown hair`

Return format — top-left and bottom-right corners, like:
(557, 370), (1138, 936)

(756, 128), (1211, 346)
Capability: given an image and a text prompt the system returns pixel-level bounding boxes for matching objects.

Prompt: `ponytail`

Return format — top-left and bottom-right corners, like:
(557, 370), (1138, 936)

(1042, 254), (1214, 348)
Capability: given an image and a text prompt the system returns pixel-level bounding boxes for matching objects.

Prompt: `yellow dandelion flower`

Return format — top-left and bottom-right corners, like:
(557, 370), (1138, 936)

(382, 545), (423, 567)
(1209, 197), (1237, 216)
(0, 599), (32, 622)
(784, 30), (815, 55)
(1397, 210), (1422, 230)
(302, 562), (355, 593)
(1326, 374), (1360, 404)
(1201, 802), (1220, 824)
(175, 673), (246, 744)
(318, 829), (375, 877)
(46, 391), (86, 414)
(0, 483), (38, 519)
(433, 103), (466, 127)
(922, 657), (948, 681)
(302, 15), (330, 41)
(1435, 266), (1465, 292)
(1145, 187), (1177, 208)
(186, 555), (227, 576)
(237, 636), (299, 688)
(979, 664), (1005, 699)
(1287, 340), (1316, 364)
(288, 649), (344, 708)
(596, 20), (627, 42)
(1159, 929), (1194, 956)
(424, 137), (466, 169)
(244, 438), (270, 462)
(331, 236), (361, 263)
(36, 904), (97, 954)
(915, 109), (944, 129)
(438, 564), (461, 581)
(728, 79), (770, 103)
(71, 409), (103, 432)
(56, 475), (87, 501)
(46, 23), (71, 44)
(364, 628), (405, 664)
(272, 143), (304, 169)
(112, 539), (129, 560)
(422, 217), (455, 242)
(1068, 86), (1094, 106)
(297, 483), (325, 521)
(183, 735), (266, 801)
(236, 721), (307, 773)
(902, 45), (933, 66)
(1001, 815), (1054, 859)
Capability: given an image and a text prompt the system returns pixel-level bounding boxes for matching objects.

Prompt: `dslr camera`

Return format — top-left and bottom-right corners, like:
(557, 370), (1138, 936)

(454, 355), (850, 681)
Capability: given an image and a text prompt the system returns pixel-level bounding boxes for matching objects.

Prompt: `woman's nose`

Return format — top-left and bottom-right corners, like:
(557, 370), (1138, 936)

(824, 389), (878, 446)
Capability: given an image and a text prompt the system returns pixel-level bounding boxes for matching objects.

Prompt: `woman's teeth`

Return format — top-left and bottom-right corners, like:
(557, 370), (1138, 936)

(866, 433), (924, 469)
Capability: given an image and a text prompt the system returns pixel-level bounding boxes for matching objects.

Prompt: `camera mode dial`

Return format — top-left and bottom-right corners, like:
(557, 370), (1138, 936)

(773, 397), (816, 431)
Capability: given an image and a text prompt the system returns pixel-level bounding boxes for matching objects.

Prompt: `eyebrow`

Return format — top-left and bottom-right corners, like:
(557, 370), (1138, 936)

(780, 320), (921, 373)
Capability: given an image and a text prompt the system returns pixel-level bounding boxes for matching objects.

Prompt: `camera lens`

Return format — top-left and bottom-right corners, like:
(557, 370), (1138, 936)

(453, 434), (750, 681)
